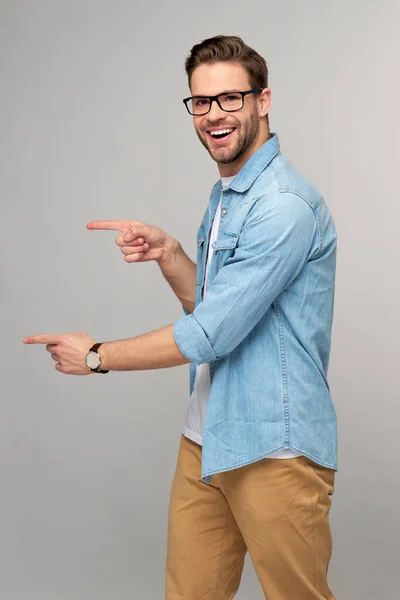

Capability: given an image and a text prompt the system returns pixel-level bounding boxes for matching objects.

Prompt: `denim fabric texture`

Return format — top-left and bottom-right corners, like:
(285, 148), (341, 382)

(173, 133), (337, 483)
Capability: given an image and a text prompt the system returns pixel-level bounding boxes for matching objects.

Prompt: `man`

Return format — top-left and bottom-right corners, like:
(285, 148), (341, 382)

(24, 35), (337, 600)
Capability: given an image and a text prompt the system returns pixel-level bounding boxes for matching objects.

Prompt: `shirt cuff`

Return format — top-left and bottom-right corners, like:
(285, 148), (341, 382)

(173, 314), (217, 365)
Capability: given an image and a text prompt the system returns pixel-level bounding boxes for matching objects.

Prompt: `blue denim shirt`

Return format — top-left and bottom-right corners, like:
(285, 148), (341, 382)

(173, 133), (337, 483)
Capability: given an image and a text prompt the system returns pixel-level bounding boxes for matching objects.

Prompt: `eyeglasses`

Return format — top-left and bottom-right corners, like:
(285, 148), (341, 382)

(183, 88), (263, 116)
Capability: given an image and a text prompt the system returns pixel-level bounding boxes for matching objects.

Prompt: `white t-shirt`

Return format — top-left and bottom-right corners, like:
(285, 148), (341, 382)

(183, 176), (302, 460)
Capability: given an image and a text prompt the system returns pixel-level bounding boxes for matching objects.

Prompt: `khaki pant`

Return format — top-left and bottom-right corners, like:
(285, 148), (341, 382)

(166, 434), (336, 600)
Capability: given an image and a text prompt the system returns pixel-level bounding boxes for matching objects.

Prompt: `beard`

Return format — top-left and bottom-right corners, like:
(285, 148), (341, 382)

(195, 109), (260, 165)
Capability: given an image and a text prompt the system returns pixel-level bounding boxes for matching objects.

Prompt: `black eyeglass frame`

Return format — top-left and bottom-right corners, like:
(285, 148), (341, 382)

(182, 88), (264, 116)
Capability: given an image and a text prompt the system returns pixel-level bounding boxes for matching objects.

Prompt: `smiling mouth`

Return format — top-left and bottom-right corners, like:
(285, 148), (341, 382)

(207, 127), (236, 142)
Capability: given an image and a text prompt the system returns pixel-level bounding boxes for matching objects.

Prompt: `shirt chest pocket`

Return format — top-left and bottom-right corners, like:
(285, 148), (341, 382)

(212, 230), (239, 250)
(211, 230), (239, 270)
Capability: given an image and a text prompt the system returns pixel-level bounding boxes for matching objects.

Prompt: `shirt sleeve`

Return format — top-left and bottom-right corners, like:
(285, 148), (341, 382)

(173, 192), (319, 365)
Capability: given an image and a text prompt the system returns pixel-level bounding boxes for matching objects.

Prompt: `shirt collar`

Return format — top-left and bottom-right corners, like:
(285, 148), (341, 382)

(224, 132), (280, 193)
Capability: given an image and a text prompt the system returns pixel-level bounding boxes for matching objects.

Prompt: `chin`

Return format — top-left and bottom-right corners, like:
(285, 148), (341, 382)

(210, 148), (237, 164)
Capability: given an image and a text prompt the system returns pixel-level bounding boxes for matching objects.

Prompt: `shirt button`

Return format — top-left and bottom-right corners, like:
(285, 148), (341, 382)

(222, 209), (227, 215)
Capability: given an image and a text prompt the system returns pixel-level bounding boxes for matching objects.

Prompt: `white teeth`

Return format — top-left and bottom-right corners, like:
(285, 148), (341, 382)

(210, 128), (234, 136)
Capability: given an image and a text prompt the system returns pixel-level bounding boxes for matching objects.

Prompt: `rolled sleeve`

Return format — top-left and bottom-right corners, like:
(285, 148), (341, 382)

(173, 313), (217, 365)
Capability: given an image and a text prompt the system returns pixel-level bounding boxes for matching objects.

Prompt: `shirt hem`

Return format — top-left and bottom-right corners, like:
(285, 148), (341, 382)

(201, 447), (337, 483)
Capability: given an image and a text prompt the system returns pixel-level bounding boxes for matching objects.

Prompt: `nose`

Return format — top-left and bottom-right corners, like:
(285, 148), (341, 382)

(207, 98), (227, 121)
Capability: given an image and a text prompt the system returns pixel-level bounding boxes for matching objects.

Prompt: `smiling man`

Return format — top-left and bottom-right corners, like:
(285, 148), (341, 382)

(24, 35), (338, 600)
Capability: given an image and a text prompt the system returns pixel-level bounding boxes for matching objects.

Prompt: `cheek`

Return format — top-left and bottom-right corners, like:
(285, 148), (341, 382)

(194, 117), (205, 132)
(195, 125), (206, 141)
(239, 114), (256, 135)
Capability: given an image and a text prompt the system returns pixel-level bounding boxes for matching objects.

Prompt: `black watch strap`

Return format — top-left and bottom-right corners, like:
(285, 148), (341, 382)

(90, 342), (109, 374)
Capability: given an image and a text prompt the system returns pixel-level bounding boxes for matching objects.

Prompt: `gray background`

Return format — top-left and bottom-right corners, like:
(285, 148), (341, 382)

(1, 0), (399, 598)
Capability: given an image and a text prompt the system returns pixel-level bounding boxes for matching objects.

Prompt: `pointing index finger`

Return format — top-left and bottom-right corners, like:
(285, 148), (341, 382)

(86, 220), (126, 231)
(24, 334), (61, 345)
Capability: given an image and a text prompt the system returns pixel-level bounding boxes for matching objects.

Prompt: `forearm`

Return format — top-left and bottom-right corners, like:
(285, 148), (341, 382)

(99, 324), (190, 371)
(158, 238), (197, 313)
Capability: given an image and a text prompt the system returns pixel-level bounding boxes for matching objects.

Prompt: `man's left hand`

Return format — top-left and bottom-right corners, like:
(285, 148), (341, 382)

(23, 332), (96, 375)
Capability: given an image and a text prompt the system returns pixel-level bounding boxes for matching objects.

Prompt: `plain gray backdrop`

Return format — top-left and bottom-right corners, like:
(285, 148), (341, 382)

(1, 0), (399, 598)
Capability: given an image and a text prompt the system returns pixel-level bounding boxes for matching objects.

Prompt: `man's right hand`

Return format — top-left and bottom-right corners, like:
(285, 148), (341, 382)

(86, 219), (197, 313)
(86, 219), (176, 268)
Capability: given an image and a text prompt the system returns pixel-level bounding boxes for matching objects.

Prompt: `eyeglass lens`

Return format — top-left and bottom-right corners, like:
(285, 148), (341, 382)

(188, 92), (244, 115)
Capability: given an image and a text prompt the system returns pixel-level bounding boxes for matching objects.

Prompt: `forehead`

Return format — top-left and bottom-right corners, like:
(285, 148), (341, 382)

(190, 62), (251, 96)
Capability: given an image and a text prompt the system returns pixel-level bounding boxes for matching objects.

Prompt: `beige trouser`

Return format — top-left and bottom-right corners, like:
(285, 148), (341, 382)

(166, 434), (336, 600)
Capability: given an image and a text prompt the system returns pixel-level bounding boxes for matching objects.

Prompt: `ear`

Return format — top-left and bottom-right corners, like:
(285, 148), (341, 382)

(259, 88), (271, 118)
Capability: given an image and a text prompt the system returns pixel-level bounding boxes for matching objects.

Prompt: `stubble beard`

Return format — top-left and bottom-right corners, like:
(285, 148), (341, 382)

(196, 110), (260, 165)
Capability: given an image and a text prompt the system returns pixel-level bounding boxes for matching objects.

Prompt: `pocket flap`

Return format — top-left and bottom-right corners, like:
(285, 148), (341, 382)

(212, 231), (239, 250)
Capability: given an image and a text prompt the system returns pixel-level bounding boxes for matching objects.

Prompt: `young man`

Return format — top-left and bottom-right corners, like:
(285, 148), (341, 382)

(24, 35), (338, 600)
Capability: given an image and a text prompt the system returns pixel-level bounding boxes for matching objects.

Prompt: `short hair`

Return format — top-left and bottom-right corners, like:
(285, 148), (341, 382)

(184, 35), (269, 92)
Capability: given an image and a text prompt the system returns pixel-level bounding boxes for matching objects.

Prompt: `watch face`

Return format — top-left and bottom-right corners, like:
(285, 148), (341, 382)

(86, 351), (100, 370)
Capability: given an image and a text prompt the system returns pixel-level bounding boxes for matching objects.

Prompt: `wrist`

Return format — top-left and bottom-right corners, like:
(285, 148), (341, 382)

(86, 342), (109, 374)
(158, 236), (180, 275)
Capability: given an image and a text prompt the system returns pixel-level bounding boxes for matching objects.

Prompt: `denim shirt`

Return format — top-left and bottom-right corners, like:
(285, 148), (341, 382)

(173, 133), (337, 483)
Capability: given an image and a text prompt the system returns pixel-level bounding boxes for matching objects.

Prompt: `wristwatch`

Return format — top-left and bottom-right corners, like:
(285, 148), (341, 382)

(86, 342), (109, 374)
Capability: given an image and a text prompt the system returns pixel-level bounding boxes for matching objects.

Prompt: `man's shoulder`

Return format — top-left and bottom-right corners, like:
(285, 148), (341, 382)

(251, 152), (324, 212)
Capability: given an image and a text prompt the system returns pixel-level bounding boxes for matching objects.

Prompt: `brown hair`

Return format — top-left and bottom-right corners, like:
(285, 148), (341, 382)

(184, 35), (269, 92)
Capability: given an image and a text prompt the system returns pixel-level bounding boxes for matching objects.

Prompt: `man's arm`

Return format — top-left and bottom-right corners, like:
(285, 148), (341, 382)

(23, 325), (190, 375)
(99, 325), (190, 371)
(157, 238), (197, 314)
(173, 192), (319, 365)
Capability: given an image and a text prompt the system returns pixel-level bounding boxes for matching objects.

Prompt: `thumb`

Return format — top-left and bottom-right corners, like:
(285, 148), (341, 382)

(123, 221), (149, 242)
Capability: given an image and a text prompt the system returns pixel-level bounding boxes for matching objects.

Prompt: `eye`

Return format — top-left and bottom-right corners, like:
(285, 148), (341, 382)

(195, 98), (209, 107)
(222, 93), (241, 103)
